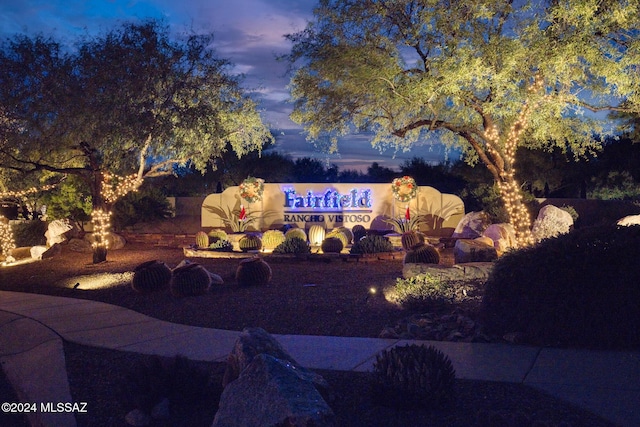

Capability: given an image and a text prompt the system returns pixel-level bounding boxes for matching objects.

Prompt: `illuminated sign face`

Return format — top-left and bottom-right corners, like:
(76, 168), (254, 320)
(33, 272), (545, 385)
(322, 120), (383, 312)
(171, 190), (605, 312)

(283, 188), (372, 210)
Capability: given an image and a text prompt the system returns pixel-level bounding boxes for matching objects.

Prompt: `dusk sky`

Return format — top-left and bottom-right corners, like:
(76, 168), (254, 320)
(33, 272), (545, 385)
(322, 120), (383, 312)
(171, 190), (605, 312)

(1, 0), (458, 172)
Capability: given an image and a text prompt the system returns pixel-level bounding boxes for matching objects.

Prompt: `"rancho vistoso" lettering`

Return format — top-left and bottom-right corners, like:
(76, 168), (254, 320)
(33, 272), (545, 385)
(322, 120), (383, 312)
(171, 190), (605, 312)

(282, 213), (371, 223)
(283, 188), (372, 210)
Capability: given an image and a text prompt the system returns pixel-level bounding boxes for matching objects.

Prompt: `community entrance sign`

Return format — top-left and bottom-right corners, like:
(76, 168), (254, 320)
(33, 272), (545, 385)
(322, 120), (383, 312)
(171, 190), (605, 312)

(202, 183), (464, 235)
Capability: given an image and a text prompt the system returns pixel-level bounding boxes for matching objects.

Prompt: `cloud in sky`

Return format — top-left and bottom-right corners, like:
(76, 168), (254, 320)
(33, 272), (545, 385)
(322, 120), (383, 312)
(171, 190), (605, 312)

(1, 0), (457, 172)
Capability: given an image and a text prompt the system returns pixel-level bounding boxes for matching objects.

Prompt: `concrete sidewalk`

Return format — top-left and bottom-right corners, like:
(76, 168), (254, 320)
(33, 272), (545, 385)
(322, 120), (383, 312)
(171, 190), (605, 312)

(0, 290), (638, 427)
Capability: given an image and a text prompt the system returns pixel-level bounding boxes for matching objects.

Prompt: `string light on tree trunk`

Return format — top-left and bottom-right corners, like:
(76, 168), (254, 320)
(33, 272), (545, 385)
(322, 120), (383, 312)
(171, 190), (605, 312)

(90, 209), (112, 249)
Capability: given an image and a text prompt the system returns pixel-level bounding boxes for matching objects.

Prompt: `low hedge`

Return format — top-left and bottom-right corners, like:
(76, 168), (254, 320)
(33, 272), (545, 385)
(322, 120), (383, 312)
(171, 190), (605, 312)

(481, 225), (640, 349)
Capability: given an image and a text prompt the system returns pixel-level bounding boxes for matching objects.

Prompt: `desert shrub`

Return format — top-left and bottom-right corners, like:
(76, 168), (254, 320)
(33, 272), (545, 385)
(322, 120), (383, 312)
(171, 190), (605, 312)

(481, 225), (640, 349)
(349, 235), (393, 254)
(385, 275), (457, 308)
(208, 239), (233, 252)
(111, 187), (174, 230)
(272, 237), (310, 255)
(11, 220), (48, 246)
(371, 344), (456, 409)
(320, 236), (343, 253)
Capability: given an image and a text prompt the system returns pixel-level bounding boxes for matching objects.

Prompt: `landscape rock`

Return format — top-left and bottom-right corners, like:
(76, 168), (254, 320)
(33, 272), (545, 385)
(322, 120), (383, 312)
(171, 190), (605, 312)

(402, 263), (494, 281)
(453, 239), (498, 263)
(531, 205), (573, 242)
(45, 219), (73, 246)
(30, 245), (48, 260)
(212, 353), (335, 427)
(483, 223), (517, 253)
(41, 243), (62, 259)
(452, 211), (491, 239)
(474, 236), (494, 247)
(617, 214), (640, 227)
(67, 238), (93, 253)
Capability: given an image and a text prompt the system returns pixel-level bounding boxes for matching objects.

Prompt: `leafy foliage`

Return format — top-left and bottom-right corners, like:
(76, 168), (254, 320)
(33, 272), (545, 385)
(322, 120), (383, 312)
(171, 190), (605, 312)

(11, 220), (48, 247)
(385, 274), (459, 309)
(482, 225), (640, 349)
(111, 187), (173, 230)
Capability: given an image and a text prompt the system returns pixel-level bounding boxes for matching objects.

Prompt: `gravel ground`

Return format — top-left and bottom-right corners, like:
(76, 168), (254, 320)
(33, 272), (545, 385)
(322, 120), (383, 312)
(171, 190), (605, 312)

(0, 243), (619, 426)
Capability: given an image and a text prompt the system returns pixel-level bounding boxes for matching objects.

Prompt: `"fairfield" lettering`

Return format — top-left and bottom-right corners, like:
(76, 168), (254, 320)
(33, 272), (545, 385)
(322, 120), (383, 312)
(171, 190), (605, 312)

(283, 188), (372, 210)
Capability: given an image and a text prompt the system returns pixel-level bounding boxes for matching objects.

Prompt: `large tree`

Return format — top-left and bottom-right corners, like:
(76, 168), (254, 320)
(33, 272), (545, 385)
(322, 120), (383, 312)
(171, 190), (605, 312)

(286, 0), (640, 245)
(0, 20), (271, 261)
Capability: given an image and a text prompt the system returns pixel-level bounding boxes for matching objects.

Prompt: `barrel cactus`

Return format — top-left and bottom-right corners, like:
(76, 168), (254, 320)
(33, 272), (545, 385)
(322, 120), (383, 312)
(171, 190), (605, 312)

(170, 263), (212, 297)
(235, 257), (272, 286)
(285, 227), (307, 242)
(372, 344), (456, 409)
(239, 234), (262, 252)
(261, 230), (286, 250)
(308, 225), (326, 246)
(195, 231), (209, 249)
(404, 244), (440, 264)
(321, 236), (343, 253)
(326, 229), (349, 248)
(131, 260), (172, 294)
(336, 226), (353, 244)
(401, 230), (425, 251)
(208, 229), (228, 242)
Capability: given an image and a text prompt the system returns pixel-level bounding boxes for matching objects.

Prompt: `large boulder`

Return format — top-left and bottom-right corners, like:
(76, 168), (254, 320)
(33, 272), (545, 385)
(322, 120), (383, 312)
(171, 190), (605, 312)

(617, 214), (640, 227)
(453, 239), (498, 264)
(45, 219), (73, 246)
(531, 205), (573, 242)
(67, 238), (93, 253)
(483, 223), (517, 253)
(213, 354), (335, 427)
(30, 245), (48, 260)
(452, 211), (491, 239)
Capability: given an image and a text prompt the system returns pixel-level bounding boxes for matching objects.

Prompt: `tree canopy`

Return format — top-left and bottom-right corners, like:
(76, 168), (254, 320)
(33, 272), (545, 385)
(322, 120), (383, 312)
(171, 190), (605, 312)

(286, 0), (640, 244)
(0, 19), (271, 261)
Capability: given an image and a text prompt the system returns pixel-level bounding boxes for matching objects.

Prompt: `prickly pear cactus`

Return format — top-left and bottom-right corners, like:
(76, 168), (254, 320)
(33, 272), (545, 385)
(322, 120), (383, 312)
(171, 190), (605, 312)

(131, 260), (172, 294)
(321, 236), (344, 253)
(235, 257), (272, 286)
(195, 231), (209, 249)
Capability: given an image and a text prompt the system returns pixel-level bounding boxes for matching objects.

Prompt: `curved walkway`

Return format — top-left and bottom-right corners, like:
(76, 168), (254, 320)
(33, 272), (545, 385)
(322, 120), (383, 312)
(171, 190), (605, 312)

(0, 290), (638, 427)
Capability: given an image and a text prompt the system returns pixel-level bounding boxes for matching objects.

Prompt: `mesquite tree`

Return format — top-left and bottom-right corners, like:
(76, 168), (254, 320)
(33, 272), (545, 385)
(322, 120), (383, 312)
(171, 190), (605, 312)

(0, 20), (271, 262)
(286, 0), (640, 245)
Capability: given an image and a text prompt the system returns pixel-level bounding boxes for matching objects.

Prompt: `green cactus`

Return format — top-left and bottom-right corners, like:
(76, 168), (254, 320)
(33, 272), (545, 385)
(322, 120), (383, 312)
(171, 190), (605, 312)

(235, 257), (272, 286)
(403, 244), (440, 264)
(372, 344), (456, 409)
(131, 260), (172, 294)
(273, 237), (311, 255)
(401, 230), (425, 250)
(239, 234), (262, 252)
(285, 227), (307, 242)
(170, 263), (212, 297)
(350, 235), (394, 254)
(337, 226), (353, 244)
(262, 230), (286, 250)
(326, 229), (349, 248)
(195, 231), (209, 249)
(321, 236), (344, 253)
(208, 229), (228, 241)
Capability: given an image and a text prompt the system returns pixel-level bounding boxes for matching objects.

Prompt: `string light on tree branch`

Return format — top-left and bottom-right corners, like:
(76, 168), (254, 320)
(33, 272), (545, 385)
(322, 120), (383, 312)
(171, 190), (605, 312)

(101, 173), (143, 204)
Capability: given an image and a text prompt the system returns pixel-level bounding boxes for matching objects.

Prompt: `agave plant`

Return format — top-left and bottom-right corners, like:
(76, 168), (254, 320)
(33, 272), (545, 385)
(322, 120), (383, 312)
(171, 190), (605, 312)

(384, 215), (424, 233)
(220, 205), (259, 232)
